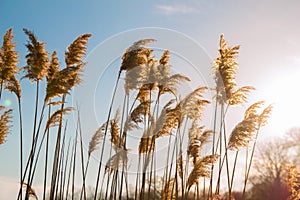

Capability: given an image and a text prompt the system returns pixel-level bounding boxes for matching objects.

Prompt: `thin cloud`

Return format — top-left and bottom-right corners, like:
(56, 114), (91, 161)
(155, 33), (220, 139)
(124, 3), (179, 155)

(156, 4), (198, 15)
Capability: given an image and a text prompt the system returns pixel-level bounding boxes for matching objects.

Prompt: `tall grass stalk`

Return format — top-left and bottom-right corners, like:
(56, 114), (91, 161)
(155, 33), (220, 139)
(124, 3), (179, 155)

(94, 71), (121, 200)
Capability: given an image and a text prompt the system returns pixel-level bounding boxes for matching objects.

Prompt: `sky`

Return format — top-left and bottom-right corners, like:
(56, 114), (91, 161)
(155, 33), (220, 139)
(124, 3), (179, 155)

(1, 0), (300, 199)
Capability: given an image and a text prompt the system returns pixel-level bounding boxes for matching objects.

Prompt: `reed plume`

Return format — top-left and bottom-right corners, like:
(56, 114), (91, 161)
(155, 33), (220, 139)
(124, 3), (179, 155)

(287, 165), (300, 200)
(157, 50), (190, 97)
(244, 101), (264, 119)
(88, 122), (107, 156)
(110, 109), (123, 150)
(46, 51), (59, 82)
(45, 107), (74, 130)
(228, 118), (257, 150)
(129, 58), (158, 102)
(22, 183), (38, 200)
(65, 34), (92, 67)
(187, 155), (219, 191)
(45, 67), (79, 101)
(213, 34), (240, 104)
(229, 86), (255, 106)
(129, 100), (151, 126)
(22, 28), (49, 81)
(180, 86), (210, 120)
(0, 28), (21, 102)
(155, 105), (182, 137)
(0, 28), (19, 87)
(123, 39), (156, 95)
(0, 106), (13, 145)
(188, 121), (213, 164)
(45, 34), (91, 102)
(177, 155), (184, 180)
(159, 74), (190, 98)
(258, 104), (273, 127)
(241, 102), (273, 198)
(228, 101), (273, 150)
(161, 178), (175, 200)
(5, 76), (21, 100)
(139, 132), (155, 154)
(137, 101), (171, 152)
(159, 50), (170, 66)
(121, 39), (156, 72)
(105, 149), (128, 174)
(227, 102), (263, 150)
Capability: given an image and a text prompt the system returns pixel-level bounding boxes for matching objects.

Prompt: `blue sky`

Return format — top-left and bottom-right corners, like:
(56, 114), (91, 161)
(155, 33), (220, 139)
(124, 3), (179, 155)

(1, 0), (300, 199)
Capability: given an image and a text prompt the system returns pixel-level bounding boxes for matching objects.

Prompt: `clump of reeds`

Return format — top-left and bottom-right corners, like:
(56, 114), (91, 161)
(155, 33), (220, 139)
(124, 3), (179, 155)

(0, 30), (274, 200)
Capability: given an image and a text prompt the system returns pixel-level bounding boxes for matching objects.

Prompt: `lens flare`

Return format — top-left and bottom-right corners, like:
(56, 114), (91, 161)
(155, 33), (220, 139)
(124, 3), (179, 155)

(3, 99), (12, 107)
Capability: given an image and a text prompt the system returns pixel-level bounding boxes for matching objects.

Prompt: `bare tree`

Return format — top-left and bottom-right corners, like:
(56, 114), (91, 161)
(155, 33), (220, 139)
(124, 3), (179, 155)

(247, 131), (300, 200)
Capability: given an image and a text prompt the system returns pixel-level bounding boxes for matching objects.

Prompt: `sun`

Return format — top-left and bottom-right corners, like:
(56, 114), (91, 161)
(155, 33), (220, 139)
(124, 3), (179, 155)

(263, 69), (300, 136)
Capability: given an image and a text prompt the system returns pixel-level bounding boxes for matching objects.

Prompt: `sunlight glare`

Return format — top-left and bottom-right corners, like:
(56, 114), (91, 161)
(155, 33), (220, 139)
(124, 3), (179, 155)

(265, 69), (300, 136)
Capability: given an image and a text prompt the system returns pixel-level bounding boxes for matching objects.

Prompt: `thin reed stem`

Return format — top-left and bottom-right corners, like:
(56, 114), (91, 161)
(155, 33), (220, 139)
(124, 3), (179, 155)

(18, 99), (23, 200)
(72, 125), (78, 200)
(25, 80), (40, 200)
(230, 150), (239, 192)
(43, 102), (51, 200)
(209, 99), (218, 198)
(94, 70), (121, 200)
(62, 139), (71, 199)
(49, 95), (66, 199)
(242, 130), (259, 199)
(77, 109), (87, 200)
(65, 140), (76, 200)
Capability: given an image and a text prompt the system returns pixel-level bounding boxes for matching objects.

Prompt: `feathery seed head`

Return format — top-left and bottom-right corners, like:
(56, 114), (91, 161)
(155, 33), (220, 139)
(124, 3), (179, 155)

(0, 106), (13, 145)
(155, 105), (182, 137)
(4, 76), (21, 100)
(88, 122), (107, 156)
(180, 86), (210, 120)
(23, 28), (49, 82)
(138, 134), (155, 154)
(121, 39), (156, 72)
(244, 101), (264, 120)
(187, 155), (219, 190)
(105, 149), (128, 174)
(258, 104), (273, 127)
(47, 51), (60, 82)
(110, 109), (123, 150)
(228, 119), (257, 150)
(65, 34), (92, 67)
(229, 86), (255, 106)
(159, 50), (170, 66)
(213, 34), (240, 104)
(45, 34), (91, 102)
(0, 28), (19, 81)
(45, 107), (74, 130)
(188, 121), (212, 163)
